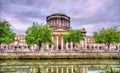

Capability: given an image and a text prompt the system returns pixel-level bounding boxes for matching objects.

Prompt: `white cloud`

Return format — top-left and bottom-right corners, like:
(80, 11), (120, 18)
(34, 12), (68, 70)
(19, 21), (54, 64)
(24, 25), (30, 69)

(26, 17), (46, 24)
(81, 22), (120, 35)
(83, 0), (108, 15)
(1, 12), (30, 30)
(81, 24), (95, 35)
(0, 0), (119, 35)
(43, 0), (111, 20)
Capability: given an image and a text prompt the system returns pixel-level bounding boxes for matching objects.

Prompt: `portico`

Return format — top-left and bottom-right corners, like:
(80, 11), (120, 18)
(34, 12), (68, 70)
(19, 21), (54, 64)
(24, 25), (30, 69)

(52, 34), (64, 50)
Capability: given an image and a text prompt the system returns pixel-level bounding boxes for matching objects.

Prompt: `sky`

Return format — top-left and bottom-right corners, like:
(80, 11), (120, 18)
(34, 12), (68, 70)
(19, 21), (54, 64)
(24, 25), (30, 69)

(0, 0), (120, 35)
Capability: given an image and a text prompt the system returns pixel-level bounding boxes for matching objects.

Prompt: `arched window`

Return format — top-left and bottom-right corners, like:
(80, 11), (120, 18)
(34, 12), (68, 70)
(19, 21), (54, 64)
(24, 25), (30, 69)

(4, 46), (6, 49)
(19, 46), (21, 48)
(28, 46), (30, 49)
(91, 46), (94, 49)
(87, 46), (89, 49)
(49, 45), (51, 48)
(24, 46), (26, 48)
(95, 46), (97, 49)
(68, 44), (70, 48)
(73, 43), (75, 48)
(15, 46), (17, 49)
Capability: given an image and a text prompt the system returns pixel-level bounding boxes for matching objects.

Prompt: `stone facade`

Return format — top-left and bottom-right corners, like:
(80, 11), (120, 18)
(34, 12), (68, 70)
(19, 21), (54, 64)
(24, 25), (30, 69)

(1, 13), (120, 50)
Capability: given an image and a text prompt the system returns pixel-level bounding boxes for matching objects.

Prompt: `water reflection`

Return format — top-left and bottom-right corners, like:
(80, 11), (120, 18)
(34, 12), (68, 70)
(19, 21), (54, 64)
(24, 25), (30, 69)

(0, 59), (120, 73)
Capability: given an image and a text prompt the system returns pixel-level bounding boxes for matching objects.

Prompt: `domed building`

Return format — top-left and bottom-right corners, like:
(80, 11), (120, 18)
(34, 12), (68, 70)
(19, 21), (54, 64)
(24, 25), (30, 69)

(1, 13), (120, 51)
(46, 13), (86, 50)
(1, 13), (87, 51)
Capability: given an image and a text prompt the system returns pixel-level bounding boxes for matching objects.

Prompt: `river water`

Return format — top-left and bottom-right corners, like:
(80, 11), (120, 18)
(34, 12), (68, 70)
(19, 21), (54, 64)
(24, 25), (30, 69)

(0, 59), (120, 73)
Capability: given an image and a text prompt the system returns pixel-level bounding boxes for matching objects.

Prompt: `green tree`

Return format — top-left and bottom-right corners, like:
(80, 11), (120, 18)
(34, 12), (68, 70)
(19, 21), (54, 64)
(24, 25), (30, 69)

(94, 28), (120, 49)
(0, 21), (15, 48)
(25, 22), (53, 50)
(63, 30), (84, 49)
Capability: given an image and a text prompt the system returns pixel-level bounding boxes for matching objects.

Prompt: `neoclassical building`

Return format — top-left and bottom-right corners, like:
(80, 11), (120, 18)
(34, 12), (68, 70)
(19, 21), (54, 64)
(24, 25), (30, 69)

(46, 13), (86, 50)
(1, 13), (120, 50)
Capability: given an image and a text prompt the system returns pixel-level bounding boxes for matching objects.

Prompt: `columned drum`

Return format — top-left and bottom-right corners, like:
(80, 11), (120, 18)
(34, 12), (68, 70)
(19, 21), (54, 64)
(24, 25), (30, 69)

(47, 13), (70, 29)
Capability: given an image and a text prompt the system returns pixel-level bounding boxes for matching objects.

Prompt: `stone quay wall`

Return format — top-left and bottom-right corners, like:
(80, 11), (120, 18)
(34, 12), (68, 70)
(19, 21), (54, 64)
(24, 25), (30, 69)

(0, 52), (120, 59)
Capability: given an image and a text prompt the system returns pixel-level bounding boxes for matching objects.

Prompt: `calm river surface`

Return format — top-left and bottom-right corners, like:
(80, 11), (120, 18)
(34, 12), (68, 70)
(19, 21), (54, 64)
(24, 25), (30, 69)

(0, 59), (120, 73)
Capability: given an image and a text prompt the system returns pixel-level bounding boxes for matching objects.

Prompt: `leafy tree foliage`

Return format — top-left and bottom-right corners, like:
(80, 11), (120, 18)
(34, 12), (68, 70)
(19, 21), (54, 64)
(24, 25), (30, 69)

(0, 21), (15, 48)
(63, 30), (84, 49)
(94, 28), (120, 49)
(25, 22), (53, 49)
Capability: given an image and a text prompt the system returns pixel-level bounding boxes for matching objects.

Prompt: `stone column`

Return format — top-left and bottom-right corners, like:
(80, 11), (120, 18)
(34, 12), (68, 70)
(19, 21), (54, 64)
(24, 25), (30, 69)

(53, 19), (56, 26)
(56, 18), (57, 26)
(57, 18), (59, 26)
(51, 20), (53, 26)
(85, 67), (88, 73)
(41, 43), (43, 51)
(55, 19), (56, 26)
(66, 20), (67, 26)
(54, 19), (56, 26)
(81, 40), (84, 49)
(50, 20), (51, 26)
(62, 19), (64, 26)
(71, 66), (74, 73)
(68, 20), (69, 27)
(66, 67), (68, 73)
(64, 19), (65, 26)
(58, 17), (60, 27)
(71, 42), (73, 50)
(56, 67), (58, 73)
(51, 19), (53, 26)
(51, 66), (54, 72)
(52, 19), (53, 26)
(46, 68), (48, 73)
(63, 19), (65, 26)
(48, 20), (50, 25)
(60, 17), (61, 27)
(33, 67), (37, 73)
(65, 20), (66, 26)
(61, 37), (64, 50)
(69, 20), (70, 28)
(93, 44), (95, 50)
(56, 35), (59, 50)
(66, 20), (68, 27)
(52, 36), (54, 50)
(49, 20), (51, 26)
(61, 67), (64, 73)
(57, 18), (58, 26)
(84, 37), (87, 49)
(46, 44), (49, 50)
(66, 43), (68, 50)
(54, 19), (55, 26)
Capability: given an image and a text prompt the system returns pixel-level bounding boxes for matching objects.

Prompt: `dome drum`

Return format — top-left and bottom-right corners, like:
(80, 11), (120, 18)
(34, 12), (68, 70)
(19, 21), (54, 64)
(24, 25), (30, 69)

(47, 13), (70, 29)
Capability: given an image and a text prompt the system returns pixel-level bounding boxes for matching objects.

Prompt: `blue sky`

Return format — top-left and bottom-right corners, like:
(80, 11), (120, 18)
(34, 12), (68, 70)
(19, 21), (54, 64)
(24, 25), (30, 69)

(0, 0), (120, 35)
